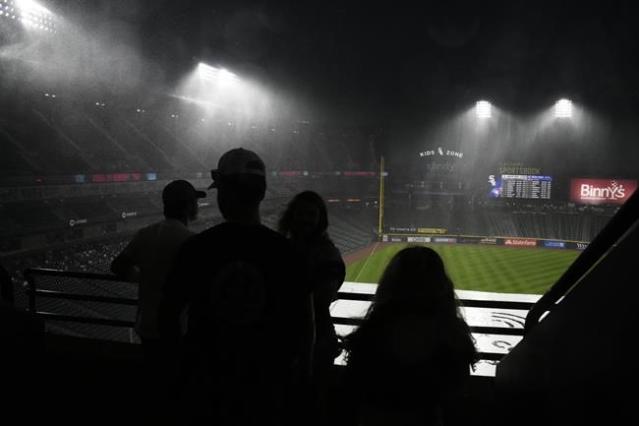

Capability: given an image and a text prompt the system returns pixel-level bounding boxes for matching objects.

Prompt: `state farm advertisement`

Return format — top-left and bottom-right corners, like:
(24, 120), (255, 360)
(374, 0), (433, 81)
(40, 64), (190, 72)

(571, 179), (637, 205)
(504, 238), (537, 247)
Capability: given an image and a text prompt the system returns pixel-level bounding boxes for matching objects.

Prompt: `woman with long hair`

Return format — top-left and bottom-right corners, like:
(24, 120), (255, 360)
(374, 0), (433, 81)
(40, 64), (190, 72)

(279, 191), (345, 423)
(343, 246), (477, 426)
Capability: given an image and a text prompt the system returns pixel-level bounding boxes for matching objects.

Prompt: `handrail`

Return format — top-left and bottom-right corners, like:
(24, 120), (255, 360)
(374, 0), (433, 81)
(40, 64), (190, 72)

(24, 268), (138, 330)
(524, 189), (639, 334)
(35, 312), (135, 328)
(24, 267), (528, 361)
(24, 267), (134, 282)
(336, 291), (535, 310)
(27, 289), (138, 306)
(332, 316), (524, 336)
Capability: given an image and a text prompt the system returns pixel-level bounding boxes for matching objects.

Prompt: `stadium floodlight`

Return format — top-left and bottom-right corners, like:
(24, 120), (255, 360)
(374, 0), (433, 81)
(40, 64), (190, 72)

(197, 62), (219, 79)
(218, 68), (238, 83)
(554, 98), (572, 118)
(16, 0), (49, 17)
(197, 62), (238, 84)
(476, 100), (492, 119)
(14, 0), (55, 32)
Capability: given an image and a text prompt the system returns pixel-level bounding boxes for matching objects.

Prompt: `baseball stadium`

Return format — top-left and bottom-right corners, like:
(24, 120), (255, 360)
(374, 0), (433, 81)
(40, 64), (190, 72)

(1, 1), (638, 425)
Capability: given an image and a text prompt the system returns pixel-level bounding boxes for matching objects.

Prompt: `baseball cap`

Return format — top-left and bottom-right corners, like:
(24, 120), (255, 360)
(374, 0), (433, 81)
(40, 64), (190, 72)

(162, 180), (206, 204)
(209, 148), (266, 189)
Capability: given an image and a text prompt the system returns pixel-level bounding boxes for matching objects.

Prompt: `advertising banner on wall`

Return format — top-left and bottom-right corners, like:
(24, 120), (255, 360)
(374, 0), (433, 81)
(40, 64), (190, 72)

(503, 238), (537, 247)
(543, 240), (566, 249)
(570, 178), (637, 205)
(417, 228), (447, 234)
(433, 237), (457, 243)
(457, 236), (481, 244)
(479, 237), (498, 245)
(407, 236), (431, 243)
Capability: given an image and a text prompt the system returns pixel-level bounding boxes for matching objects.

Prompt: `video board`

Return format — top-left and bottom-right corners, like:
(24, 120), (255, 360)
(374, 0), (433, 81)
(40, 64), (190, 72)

(488, 174), (552, 200)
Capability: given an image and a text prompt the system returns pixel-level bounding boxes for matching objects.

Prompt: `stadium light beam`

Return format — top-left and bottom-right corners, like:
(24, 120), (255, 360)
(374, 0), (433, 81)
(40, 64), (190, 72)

(554, 98), (572, 118)
(197, 62), (238, 84)
(476, 100), (492, 119)
(10, 0), (57, 33)
(197, 62), (219, 80)
(218, 68), (237, 83)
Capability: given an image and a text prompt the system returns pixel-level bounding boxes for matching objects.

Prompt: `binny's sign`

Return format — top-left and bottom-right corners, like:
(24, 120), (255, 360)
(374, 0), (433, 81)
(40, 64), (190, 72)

(571, 178), (637, 205)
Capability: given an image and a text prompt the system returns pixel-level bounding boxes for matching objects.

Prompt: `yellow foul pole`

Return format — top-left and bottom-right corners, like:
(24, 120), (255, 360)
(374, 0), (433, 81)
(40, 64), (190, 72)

(377, 156), (385, 238)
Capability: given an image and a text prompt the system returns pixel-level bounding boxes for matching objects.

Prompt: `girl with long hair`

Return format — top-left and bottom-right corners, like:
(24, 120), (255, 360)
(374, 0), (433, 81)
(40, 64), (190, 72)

(343, 246), (477, 426)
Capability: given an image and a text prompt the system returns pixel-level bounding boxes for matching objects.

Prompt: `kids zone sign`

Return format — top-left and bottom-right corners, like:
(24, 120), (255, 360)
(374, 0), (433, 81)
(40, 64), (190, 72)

(571, 179), (637, 205)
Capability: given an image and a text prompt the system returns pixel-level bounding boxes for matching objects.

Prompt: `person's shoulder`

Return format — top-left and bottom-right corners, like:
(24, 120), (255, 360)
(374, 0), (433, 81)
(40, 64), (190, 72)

(127, 221), (160, 246)
(252, 225), (295, 253)
(323, 237), (342, 256)
(221, 222), (290, 244)
(185, 226), (215, 246)
(192, 222), (291, 250)
(195, 222), (237, 241)
(186, 222), (246, 249)
(312, 237), (344, 262)
(258, 224), (289, 241)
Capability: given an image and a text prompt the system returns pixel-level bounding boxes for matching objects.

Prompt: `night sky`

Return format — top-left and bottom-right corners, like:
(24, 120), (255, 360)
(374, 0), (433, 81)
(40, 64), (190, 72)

(49, 0), (639, 123)
(0, 0), (629, 177)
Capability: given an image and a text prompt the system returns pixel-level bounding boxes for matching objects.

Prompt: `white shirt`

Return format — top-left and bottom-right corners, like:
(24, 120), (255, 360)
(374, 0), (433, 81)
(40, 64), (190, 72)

(118, 219), (193, 339)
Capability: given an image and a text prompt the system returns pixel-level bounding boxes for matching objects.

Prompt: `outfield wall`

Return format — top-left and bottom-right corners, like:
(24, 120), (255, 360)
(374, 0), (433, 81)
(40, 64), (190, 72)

(380, 233), (589, 251)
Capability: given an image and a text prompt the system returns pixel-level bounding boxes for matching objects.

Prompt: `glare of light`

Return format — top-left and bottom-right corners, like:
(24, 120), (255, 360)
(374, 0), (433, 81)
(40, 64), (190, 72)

(197, 62), (238, 84)
(14, 0), (55, 33)
(476, 100), (492, 119)
(554, 99), (572, 118)
(218, 68), (238, 83)
(15, 0), (50, 15)
(197, 63), (219, 81)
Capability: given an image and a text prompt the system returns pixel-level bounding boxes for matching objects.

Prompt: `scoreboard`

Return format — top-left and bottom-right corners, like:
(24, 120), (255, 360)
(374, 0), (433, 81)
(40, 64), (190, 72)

(489, 174), (552, 200)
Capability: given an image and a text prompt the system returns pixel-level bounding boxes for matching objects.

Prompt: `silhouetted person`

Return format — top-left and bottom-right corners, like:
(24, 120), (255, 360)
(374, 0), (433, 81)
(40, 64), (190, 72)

(279, 191), (345, 424)
(342, 246), (478, 426)
(111, 179), (205, 422)
(160, 148), (314, 426)
(112, 179), (205, 353)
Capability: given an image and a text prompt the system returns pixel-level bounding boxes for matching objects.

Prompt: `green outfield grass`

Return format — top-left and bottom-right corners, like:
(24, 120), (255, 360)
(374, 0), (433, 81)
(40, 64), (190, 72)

(346, 243), (581, 294)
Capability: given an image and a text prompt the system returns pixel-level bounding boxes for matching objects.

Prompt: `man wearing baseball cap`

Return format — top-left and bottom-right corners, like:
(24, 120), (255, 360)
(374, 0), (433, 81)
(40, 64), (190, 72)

(161, 148), (313, 426)
(111, 179), (205, 364)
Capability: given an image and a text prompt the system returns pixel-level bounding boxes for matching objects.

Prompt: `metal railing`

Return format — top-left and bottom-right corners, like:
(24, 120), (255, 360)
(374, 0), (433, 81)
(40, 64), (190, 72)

(25, 268), (137, 330)
(334, 291), (533, 361)
(24, 267), (532, 362)
(524, 189), (639, 334)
